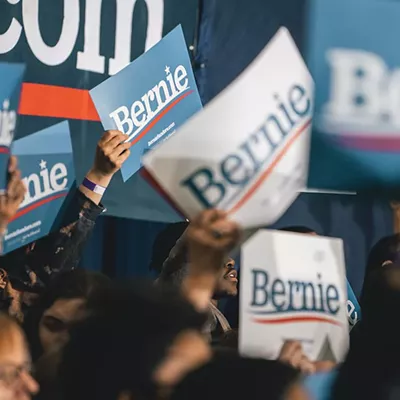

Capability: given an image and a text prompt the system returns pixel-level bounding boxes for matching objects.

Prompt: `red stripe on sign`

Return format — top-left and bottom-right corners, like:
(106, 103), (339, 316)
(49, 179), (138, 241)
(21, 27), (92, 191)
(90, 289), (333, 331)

(253, 315), (342, 326)
(130, 90), (194, 148)
(9, 192), (68, 222)
(228, 118), (312, 215)
(18, 83), (100, 121)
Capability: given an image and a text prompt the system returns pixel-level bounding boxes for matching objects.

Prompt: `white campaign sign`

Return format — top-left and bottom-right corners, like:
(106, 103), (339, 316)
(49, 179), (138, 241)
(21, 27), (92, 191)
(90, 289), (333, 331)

(239, 230), (349, 362)
(143, 27), (314, 228)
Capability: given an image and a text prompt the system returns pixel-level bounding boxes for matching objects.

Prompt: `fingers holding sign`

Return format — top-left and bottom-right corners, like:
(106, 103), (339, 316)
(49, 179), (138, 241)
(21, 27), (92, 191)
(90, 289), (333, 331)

(94, 130), (131, 177)
(80, 130), (131, 205)
(188, 209), (242, 256)
(278, 341), (316, 375)
(183, 209), (242, 311)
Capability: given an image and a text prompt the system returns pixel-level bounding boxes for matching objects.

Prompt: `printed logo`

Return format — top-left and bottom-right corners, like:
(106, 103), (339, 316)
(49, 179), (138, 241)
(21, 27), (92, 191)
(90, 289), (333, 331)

(14, 159), (69, 220)
(249, 269), (343, 326)
(318, 48), (400, 151)
(180, 84), (312, 211)
(109, 65), (192, 143)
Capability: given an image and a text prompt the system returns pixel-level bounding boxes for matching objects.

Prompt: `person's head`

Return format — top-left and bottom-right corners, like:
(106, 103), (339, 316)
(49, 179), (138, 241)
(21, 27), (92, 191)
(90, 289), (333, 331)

(360, 234), (400, 309)
(149, 222), (189, 276)
(0, 313), (39, 400)
(213, 258), (238, 298)
(170, 353), (306, 400)
(24, 269), (111, 360)
(158, 235), (238, 298)
(60, 281), (210, 400)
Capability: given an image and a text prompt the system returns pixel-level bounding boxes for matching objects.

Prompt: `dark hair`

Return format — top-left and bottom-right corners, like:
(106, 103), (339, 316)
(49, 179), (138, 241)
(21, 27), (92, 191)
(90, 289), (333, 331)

(171, 353), (299, 400)
(279, 226), (317, 234)
(360, 234), (400, 308)
(23, 269), (111, 361)
(333, 266), (400, 400)
(60, 280), (206, 400)
(149, 222), (189, 274)
(157, 232), (189, 288)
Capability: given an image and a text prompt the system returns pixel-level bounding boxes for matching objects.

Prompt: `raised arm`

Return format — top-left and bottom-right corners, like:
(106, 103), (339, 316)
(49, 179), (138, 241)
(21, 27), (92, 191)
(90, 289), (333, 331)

(1, 131), (130, 288)
(182, 210), (241, 312)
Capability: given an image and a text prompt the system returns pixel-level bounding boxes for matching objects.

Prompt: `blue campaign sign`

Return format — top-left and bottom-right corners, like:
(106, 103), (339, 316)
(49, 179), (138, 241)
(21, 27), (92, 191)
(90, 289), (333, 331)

(3, 121), (75, 254)
(346, 280), (361, 329)
(90, 24), (203, 183)
(307, 0), (400, 192)
(0, 62), (25, 192)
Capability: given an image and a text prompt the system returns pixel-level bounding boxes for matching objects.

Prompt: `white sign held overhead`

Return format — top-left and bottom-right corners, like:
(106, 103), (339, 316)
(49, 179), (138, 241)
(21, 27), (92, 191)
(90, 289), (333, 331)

(143, 27), (314, 228)
(239, 230), (349, 362)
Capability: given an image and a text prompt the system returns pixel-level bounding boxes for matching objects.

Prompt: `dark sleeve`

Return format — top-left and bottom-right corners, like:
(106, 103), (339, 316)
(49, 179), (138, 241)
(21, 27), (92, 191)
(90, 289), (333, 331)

(1, 190), (104, 290)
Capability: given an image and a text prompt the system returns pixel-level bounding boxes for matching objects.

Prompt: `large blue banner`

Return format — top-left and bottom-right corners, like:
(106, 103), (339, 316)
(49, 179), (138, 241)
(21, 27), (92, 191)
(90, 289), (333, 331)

(3, 121), (75, 254)
(0, 62), (25, 191)
(307, 0), (400, 193)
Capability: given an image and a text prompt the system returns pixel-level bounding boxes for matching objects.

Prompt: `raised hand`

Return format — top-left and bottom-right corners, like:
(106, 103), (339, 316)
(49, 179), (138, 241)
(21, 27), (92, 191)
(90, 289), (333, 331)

(278, 340), (316, 375)
(183, 210), (241, 311)
(0, 156), (26, 233)
(80, 130), (131, 204)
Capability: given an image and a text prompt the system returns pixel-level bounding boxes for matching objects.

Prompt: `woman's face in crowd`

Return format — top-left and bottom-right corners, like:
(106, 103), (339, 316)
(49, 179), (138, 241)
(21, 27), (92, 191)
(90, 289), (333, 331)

(0, 327), (39, 400)
(39, 297), (88, 354)
(153, 329), (212, 388)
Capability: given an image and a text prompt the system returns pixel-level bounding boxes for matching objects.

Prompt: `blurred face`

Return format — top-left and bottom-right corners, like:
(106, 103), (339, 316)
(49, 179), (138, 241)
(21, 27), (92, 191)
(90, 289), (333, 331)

(153, 329), (212, 389)
(214, 258), (238, 298)
(0, 327), (39, 400)
(39, 297), (88, 354)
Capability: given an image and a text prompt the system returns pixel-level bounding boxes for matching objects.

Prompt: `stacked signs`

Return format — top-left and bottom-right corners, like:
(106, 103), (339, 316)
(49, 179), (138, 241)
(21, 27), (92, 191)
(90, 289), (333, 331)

(307, 0), (400, 192)
(239, 230), (348, 362)
(0, 63), (25, 191)
(143, 28), (314, 227)
(90, 25), (202, 222)
(3, 121), (75, 254)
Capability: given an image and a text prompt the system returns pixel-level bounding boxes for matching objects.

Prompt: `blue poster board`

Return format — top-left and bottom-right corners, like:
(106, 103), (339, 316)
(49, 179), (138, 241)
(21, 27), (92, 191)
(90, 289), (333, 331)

(3, 121), (75, 254)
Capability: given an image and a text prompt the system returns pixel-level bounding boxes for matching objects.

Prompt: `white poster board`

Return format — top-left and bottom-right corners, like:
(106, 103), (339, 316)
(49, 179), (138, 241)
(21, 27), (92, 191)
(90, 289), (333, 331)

(239, 230), (349, 362)
(143, 27), (314, 228)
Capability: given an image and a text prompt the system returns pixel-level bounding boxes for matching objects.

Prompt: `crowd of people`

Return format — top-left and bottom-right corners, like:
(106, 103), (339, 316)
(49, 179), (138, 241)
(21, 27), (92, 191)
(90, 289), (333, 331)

(0, 129), (397, 400)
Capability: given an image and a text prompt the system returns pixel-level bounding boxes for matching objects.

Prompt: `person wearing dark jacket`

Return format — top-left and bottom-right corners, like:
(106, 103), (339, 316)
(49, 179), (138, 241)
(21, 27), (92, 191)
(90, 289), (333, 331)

(0, 130), (130, 320)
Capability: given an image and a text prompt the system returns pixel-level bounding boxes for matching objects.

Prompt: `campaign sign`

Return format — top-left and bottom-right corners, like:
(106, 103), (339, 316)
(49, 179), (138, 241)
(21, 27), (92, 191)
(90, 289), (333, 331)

(143, 28), (314, 228)
(0, 63), (25, 192)
(2, 121), (75, 254)
(90, 25), (202, 183)
(307, 0), (400, 192)
(346, 280), (361, 330)
(239, 230), (348, 362)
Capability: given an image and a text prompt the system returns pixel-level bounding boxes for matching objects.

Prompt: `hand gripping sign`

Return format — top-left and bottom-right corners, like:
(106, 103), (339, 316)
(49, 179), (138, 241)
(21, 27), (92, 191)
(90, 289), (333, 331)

(90, 25), (202, 183)
(0, 62), (25, 192)
(239, 230), (349, 362)
(142, 28), (314, 228)
(2, 121), (75, 254)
